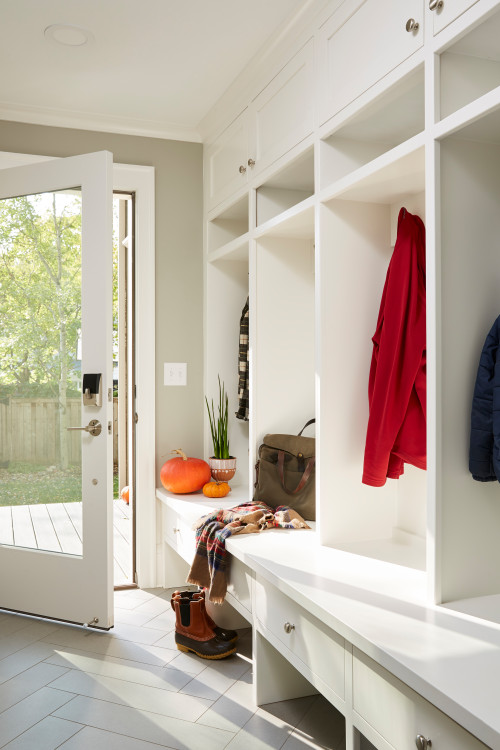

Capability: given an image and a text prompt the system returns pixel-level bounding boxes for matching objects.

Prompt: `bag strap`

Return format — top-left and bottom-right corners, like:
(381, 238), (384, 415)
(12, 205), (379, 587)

(298, 418), (315, 436)
(277, 450), (315, 495)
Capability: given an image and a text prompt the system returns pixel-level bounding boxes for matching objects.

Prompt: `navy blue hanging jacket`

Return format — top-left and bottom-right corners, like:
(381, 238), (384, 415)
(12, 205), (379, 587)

(469, 315), (500, 482)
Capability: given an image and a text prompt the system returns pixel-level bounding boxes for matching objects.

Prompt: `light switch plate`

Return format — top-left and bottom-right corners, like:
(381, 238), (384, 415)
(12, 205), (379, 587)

(164, 362), (187, 386)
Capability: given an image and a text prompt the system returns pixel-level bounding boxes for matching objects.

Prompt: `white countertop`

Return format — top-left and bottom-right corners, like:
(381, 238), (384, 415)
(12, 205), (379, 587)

(157, 488), (500, 749)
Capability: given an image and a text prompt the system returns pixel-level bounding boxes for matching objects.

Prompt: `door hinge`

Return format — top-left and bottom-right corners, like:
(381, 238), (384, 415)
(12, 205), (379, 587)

(108, 387), (112, 402)
(108, 421), (112, 435)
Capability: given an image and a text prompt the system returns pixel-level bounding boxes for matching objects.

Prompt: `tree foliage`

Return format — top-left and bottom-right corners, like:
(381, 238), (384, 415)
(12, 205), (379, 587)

(0, 191), (82, 397)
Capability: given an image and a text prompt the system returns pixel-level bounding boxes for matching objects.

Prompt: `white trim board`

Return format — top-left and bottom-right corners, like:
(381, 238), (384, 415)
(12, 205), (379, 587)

(0, 105), (201, 143)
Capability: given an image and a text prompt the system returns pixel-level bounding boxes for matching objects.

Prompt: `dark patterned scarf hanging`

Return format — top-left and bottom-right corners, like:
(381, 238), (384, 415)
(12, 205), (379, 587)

(235, 296), (249, 421)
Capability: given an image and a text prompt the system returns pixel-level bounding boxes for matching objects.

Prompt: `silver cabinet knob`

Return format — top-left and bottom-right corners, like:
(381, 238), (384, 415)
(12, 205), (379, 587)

(247, 158), (256, 168)
(415, 735), (432, 750)
(283, 622), (295, 634)
(406, 18), (420, 32)
(173, 528), (180, 533)
(238, 164), (247, 174)
(429, 0), (443, 10)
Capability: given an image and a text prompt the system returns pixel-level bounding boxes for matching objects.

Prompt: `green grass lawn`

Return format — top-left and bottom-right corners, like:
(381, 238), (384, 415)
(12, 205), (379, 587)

(0, 463), (119, 506)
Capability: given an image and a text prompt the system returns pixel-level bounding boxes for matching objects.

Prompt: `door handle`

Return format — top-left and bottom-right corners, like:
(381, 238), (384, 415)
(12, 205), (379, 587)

(67, 419), (102, 437)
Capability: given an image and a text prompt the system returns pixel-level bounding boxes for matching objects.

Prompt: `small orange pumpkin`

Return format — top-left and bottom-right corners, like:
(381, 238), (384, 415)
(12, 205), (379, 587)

(202, 481), (231, 498)
(120, 486), (130, 504)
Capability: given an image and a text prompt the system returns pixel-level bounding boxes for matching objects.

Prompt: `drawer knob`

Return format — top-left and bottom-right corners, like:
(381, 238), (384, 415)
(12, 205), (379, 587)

(283, 622), (295, 634)
(173, 527), (180, 533)
(406, 18), (419, 32)
(238, 164), (247, 174)
(247, 158), (256, 168)
(429, 0), (443, 10)
(415, 735), (432, 749)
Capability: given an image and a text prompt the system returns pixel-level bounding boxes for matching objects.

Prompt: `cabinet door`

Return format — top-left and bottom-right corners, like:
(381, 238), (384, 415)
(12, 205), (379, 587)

(431, 0), (480, 34)
(205, 109), (248, 212)
(319, 0), (424, 124)
(250, 40), (314, 176)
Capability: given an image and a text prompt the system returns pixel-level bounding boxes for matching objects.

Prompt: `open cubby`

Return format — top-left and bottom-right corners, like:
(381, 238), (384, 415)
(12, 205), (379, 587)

(205, 257), (249, 490)
(253, 235), (315, 452)
(254, 200), (314, 241)
(436, 110), (500, 623)
(318, 151), (426, 572)
(207, 194), (249, 255)
(255, 147), (314, 227)
(320, 67), (424, 189)
(440, 7), (500, 120)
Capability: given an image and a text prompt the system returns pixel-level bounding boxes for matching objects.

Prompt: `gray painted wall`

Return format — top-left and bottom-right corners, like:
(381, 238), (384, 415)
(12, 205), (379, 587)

(0, 120), (204, 484)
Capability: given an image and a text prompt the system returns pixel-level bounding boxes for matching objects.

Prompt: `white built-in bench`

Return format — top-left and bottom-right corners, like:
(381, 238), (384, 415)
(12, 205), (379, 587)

(157, 487), (500, 750)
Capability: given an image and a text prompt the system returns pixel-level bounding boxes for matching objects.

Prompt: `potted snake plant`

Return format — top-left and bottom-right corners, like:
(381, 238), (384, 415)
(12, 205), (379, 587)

(205, 376), (236, 481)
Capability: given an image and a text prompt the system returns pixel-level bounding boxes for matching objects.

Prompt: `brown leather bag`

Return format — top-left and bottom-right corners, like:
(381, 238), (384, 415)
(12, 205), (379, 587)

(254, 419), (315, 521)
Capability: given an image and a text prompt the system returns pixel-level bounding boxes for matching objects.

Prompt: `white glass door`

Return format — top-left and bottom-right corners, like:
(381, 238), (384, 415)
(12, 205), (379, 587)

(0, 151), (114, 628)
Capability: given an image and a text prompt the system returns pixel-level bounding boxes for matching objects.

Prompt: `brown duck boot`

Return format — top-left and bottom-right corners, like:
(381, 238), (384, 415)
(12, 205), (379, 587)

(172, 595), (237, 659)
(171, 590), (239, 643)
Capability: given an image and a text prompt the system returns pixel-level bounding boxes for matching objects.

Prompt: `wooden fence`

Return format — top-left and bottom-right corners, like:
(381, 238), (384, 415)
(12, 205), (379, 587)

(0, 398), (119, 466)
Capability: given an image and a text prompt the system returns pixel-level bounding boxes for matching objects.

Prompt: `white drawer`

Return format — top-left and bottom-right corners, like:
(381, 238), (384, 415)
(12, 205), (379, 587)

(353, 649), (489, 750)
(226, 556), (253, 615)
(163, 505), (197, 564)
(254, 577), (345, 700)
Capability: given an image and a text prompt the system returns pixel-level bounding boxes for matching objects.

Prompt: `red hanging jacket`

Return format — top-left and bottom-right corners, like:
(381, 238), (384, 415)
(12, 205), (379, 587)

(362, 207), (426, 487)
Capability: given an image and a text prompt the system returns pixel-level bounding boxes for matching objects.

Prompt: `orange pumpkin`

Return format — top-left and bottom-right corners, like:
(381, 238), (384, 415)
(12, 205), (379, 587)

(161, 449), (211, 494)
(202, 481), (231, 498)
(120, 486), (130, 504)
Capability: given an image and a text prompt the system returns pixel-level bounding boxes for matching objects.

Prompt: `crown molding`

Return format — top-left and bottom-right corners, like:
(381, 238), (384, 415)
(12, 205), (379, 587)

(0, 101), (202, 143)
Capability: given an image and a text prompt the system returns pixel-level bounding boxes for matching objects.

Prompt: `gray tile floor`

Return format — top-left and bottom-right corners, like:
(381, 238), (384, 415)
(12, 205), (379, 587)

(0, 587), (346, 749)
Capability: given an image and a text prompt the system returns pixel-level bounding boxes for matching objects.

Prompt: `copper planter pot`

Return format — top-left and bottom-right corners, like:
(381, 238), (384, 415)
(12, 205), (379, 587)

(208, 457), (237, 482)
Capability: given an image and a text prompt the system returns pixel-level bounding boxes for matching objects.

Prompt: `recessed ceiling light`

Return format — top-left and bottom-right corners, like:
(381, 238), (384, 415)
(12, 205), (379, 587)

(44, 24), (94, 47)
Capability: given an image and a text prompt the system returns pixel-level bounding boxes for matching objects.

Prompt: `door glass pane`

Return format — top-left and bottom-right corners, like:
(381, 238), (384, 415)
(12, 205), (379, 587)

(0, 188), (83, 555)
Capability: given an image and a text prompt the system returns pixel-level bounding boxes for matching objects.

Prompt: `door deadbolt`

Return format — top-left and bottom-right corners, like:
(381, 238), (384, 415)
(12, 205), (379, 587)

(67, 419), (102, 437)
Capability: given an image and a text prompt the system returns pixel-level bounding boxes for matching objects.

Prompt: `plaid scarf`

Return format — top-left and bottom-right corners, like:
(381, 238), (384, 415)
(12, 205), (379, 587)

(235, 297), (249, 421)
(187, 501), (310, 604)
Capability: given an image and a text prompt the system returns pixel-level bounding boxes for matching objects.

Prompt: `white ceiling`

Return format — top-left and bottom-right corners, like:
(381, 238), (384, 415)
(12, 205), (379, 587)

(0, 0), (307, 142)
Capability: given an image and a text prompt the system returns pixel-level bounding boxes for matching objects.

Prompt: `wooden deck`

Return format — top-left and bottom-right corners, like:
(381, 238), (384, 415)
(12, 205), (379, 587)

(0, 498), (132, 586)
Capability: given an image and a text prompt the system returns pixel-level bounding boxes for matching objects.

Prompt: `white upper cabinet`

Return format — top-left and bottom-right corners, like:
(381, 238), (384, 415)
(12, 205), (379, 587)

(205, 41), (315, 212)
(205, 108), (249, 212)
(318, 0), (424, 125)
(430, 0), (480, 34)
(249, 40), (315, 177)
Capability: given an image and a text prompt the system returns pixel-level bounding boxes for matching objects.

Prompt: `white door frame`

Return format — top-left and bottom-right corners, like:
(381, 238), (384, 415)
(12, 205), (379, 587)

(0, 153), (157, 590)
(113, 164), (156, 588)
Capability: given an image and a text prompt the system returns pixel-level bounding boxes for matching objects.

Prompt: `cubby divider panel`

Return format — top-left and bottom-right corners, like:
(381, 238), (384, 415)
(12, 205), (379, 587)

(318, 196), (426, 571)
(207, 195), (249, 254)
(440, 7), (500, 120)
(320, 67), (424, 189)
(253, 236), (315, 448)
(205, 257), (249, 491)
(256, 147), (314, 227)
(438, 131), (500, 608)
